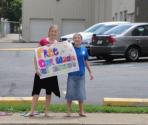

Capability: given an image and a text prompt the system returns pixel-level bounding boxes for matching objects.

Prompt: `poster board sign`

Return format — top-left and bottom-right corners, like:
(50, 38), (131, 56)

(35, 41), (79, 79)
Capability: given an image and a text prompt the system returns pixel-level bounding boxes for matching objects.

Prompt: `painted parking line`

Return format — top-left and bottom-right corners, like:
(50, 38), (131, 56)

(0, 48), (35, 51)
(0, 97), (45, 104)
(103, 97), (148, 106)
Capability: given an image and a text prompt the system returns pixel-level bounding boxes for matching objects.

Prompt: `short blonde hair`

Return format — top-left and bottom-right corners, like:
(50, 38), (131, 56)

(73, 33), (83, 40)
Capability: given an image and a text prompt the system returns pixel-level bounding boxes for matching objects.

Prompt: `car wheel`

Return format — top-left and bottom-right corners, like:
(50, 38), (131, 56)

(126, 47), (140, 61)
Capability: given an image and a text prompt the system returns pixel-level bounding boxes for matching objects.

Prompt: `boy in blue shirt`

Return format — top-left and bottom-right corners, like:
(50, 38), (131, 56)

(65, 33), (93, 117)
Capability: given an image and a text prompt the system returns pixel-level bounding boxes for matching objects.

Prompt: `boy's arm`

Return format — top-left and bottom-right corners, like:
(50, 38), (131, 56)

(85, 60), (93, 80)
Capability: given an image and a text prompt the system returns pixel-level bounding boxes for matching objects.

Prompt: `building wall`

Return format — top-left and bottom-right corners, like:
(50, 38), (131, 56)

(112, 0), (135, 22)
(22, 0), (93, 42)
(22, 0), (113, 42)
(92, 0), (112, 23)
(135, 0), (148, 22)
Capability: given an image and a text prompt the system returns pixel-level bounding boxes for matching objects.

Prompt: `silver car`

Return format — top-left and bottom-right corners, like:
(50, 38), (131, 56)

(60, 22), (129, 47)
(89, 23), (148, 62)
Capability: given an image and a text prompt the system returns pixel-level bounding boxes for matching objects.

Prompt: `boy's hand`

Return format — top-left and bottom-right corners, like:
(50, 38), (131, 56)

(89, 72), (94, 80)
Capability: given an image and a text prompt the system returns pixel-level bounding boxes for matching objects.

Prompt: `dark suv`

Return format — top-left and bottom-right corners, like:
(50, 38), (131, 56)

(89, 23), (148, 62)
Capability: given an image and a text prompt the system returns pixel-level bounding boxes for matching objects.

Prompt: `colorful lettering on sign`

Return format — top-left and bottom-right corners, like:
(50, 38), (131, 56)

(45, 58), (54, 66)
(37, 47), (59, 59)
(37, 48), (43, 58)
(38, 58), (55, 68)
(38, 55), (76, 68)
(55, 55), (74, 64)
(38, 59), (46, 68)
(67, 56), (71, 61)
(67, 63), (73, 68)
(53, 48), (59, 56)
(48, 48), (54, 57)
(56, 56), (63, 64)
(43, 49), (48, 58)
(71, 55), (76, 61)
(35, 42), (79, 79)
(40, 68), (47, 74)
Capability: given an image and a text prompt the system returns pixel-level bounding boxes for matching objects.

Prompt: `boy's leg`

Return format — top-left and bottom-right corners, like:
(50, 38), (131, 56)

(44, 94), (51, 117)
(30, 95), (39, 116)
(44, 89), (52, 117)
(78, 101), (86, 117)
(67, 100), (72, 116)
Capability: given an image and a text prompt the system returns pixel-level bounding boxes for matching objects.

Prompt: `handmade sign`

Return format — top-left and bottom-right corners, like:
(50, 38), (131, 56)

(35, 41), (79, 79)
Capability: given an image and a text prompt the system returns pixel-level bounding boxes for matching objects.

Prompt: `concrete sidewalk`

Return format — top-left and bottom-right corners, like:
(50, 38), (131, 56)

(0, 113), (148, 125)
(0, 34), (20, 43)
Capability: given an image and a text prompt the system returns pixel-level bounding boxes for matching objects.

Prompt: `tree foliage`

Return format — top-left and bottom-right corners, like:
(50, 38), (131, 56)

(0, 0), (22, 22)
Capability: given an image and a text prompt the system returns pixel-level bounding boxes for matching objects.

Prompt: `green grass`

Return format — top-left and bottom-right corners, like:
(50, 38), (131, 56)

(0, 102), (148, 113)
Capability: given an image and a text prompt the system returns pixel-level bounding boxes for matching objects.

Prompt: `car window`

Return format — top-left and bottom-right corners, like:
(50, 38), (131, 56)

(104, 24), (132, 35)
(84, 24), (104, 33)
(132, 25), (148, 36)
(143, 25), (148, 36)
(94, 25), (116, 35)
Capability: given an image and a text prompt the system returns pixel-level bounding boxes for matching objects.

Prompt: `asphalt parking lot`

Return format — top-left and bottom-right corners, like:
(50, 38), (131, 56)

(0, 43), (148, 105)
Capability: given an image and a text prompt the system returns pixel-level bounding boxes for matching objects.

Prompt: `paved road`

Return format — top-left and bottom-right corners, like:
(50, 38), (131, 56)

(0, 43), (148, 104)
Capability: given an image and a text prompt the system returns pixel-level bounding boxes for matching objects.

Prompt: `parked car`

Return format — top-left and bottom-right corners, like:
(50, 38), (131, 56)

(89, 23), (148, 62)
(60, 22), (130, 48)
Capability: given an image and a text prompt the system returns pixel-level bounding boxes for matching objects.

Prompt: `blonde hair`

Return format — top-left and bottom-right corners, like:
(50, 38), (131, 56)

(48, 24), (59, 37)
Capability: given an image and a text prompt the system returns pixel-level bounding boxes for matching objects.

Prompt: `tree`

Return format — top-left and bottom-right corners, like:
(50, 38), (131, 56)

(0, 0), (22, 33)
(0, 0), (22, 22)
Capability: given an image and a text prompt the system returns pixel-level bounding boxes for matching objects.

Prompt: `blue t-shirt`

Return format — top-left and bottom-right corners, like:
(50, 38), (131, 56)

(69, 46), (89, 76)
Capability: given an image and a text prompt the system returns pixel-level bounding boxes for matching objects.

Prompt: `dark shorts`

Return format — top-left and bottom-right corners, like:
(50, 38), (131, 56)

(32, 86), (52, 95)
(32, 74), (60, 97)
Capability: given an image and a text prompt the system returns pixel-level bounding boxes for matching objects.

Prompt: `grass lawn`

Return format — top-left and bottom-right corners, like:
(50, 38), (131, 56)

(0, 102), (148, 113)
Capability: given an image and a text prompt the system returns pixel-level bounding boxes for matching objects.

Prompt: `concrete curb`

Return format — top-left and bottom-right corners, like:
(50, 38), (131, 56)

(103, 97), (148, 106)
(1, 97), (148, 106)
